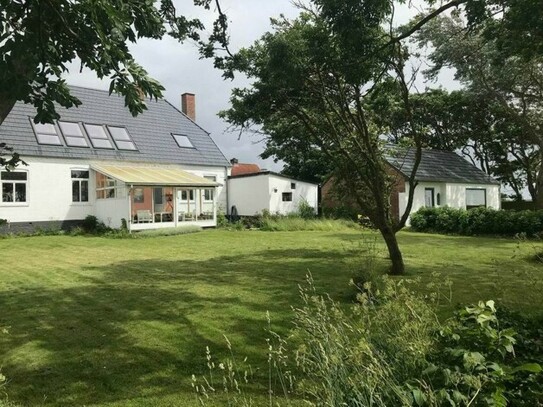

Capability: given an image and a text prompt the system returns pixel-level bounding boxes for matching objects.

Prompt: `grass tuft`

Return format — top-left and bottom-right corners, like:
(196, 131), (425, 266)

(260, 217), (358, 231)
(135, 225), (202, 237)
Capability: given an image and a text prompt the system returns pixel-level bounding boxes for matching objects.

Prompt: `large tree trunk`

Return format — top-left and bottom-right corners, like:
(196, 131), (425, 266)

(379, 225), (405, 275)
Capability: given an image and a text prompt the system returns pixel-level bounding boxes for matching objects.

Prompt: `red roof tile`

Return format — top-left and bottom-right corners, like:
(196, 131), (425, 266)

(231, 163), (261, 176)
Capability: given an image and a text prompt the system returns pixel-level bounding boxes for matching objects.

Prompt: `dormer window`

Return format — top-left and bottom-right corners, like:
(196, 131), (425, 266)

(172, 134), (194, 148)
(108, 126), (137, 150)
(59, 121), (89, 147)
(84, 124), (114, 149)
(31, 120), (62, 145)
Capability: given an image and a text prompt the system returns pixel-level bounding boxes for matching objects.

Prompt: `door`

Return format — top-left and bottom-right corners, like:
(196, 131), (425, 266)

(177, 189), (195, 220)
(424, 188), (435, 208)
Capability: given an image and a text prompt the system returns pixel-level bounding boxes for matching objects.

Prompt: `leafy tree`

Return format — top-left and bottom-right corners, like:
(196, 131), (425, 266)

(418, 15), (543, 206)
(219, 3), (427, 275)
(0, 0), (229, 125)
(377, 88), (537, 201)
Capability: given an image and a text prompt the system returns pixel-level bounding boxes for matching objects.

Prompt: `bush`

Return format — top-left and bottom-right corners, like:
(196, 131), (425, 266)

(410, 207), (543, 236)
(297, 199), (316, 219)
(81, 215), (109, 234)
(193, 275), (542, 406)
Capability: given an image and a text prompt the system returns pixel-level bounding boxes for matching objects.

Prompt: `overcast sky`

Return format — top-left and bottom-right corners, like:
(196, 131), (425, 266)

(64, 0), (456, 171)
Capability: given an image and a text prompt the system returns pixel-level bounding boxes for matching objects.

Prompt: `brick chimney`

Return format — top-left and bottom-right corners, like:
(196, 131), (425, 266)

(181, 93), (196, 121)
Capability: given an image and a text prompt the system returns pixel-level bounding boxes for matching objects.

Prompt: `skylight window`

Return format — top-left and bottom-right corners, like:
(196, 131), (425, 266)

(84, 124), (114, 149)
(108, 126), (137, 150)
(31, 120), (62, 145)
(58, 121), (89, 147)
(172, 134), (194, 148)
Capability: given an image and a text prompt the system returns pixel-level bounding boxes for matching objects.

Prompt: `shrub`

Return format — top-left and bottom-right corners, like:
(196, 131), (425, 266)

(81, 215), (109, 234)
(297, 199), (316, 219)
(411, 207), (543, 236)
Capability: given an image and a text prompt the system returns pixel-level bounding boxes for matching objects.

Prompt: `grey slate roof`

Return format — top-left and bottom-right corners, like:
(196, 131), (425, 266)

(387, 148), (500, 185)
(0, 86), (230, 167)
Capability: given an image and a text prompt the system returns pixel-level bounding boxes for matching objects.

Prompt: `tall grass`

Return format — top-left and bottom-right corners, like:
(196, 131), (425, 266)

(260, 217), (358, 232)
(134, 225), (202, 237)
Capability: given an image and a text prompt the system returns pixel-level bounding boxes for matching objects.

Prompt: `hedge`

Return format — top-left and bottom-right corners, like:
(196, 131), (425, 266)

(410, 207), (543, 236)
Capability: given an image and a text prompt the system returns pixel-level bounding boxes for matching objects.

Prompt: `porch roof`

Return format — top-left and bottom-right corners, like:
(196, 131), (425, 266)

(91, 164), (220, 187)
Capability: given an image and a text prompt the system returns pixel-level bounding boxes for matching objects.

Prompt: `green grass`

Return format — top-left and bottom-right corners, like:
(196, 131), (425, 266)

(0, 229), (542, 406)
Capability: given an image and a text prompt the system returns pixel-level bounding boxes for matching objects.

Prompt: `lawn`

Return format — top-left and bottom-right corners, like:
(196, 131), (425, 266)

(0, 229), (542, 406)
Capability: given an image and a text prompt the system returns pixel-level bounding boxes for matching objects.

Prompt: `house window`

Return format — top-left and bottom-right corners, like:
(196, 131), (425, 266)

(84, 124), (114, 149)
(204, 176), (216, 201)
(424, 188), (435, 207)
(291, 182), (296, 189)
(181, 190), (194, 201)
(71, 170), (89, 202)
(108, 126), (137, 150)
(282, 192), (292, 202)
(96, 172), (117, 199)
(466, 188), (486, 209)
(1, 171), (27, 203)
(59, 121), (89, 147)
(133, 188), (144, 203)
(31, 120), (62, 145)
(172, 134), (195, 148)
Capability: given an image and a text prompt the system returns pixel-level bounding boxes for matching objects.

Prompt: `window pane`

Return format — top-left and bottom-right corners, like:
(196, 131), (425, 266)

(115, 140), (137, 150)
(108, 126), (131, 141)
(72, 180), (80, 202)
(466, 189), (486, 206)
(15, 183), (26, 202)
(85, 124), (108, 139)
(34, 123), (57, 135)
(282, 192), (292, 202)
(106, 188), (115, 199)
(71, 170), (89, 179)
(37, 134), (62, 145)
(65, 136), (89, 147)
(173, 134), (194, 148)
(1, 171), (27, 181)
(2, 183), (13, 202)
(59, 121), (83, 137)
(81, 181), (89, 202)
(90, 138), (114, 149)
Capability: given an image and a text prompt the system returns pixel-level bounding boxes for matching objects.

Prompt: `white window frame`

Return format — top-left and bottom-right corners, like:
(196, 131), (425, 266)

(1, 170), (29, 205)
(71, 169), (90, 203)
(203, 176), (216, 201)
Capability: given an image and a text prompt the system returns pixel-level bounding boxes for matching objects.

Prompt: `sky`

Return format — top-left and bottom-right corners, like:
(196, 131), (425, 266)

(63, 0), (456, 172)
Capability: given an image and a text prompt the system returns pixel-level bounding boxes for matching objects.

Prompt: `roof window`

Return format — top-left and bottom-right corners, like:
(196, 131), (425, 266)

(172, 134), (195, 148)
(84, 124), (114, 149)
(31, 120), (62, 145)
(58, 121), (89, 147)
(107, 126), (137, 150)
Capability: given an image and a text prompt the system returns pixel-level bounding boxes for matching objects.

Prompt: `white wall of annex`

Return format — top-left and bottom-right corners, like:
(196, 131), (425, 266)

(399, 181), (501, 224)
(446, 183), (500, 210)
(0, 157), (95, 223)
(227, 175), (270, 216)
(268, 175), (318, 215)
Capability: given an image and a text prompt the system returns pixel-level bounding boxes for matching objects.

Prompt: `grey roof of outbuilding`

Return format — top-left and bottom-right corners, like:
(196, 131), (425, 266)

(0, 86), (230, 167)
(387, 148), (500, 185)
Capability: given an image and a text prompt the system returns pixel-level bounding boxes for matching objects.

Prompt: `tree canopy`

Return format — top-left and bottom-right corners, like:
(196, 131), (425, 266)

(0, 0), (229, 125)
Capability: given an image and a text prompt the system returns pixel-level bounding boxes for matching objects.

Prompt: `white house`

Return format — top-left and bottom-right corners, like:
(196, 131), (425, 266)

(388, 149), (501, 222)
(0, 86), (231, 232)
(322, 148), (501, 222)
(227, 164), (319, 216)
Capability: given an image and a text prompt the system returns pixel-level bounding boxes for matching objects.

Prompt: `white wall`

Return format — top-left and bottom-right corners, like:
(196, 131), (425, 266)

(399, 181), (501, 224)
(268, 175), (318, 215)
(228, 174), (318, 216)
(227, 174), (270, 216)
(0, 157), (95, 223)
